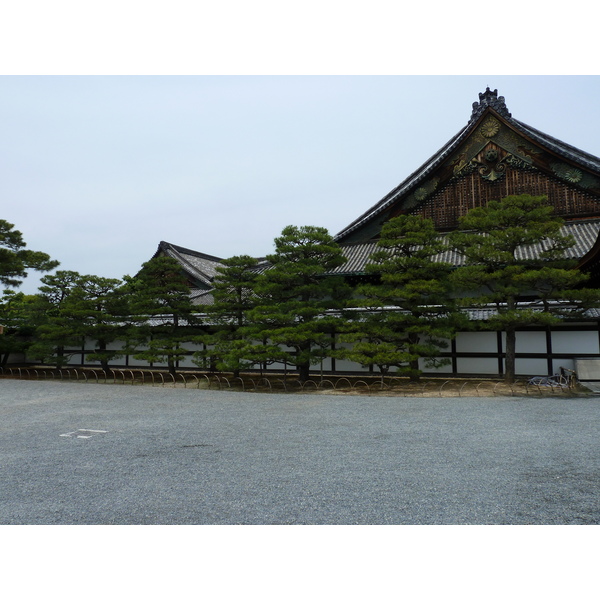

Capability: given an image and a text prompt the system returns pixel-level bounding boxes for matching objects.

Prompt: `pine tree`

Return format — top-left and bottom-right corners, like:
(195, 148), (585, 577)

(192, 255), (260, 376)
(28, 271), (126, 372)
(0, 219), (58, 288)
(448, 194), (600, 383)
(0, 291), (45, 366)
(64, 275), (127, 373)
(247, 225), (351, 382)
(123, 256), (200, 376)
(341, 215), (465, 383)
(27, 271), (86, 368)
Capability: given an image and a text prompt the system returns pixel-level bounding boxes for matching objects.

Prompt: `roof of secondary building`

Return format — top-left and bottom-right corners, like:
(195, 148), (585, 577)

(331, 219), (600, 275)
(153, 241), (223, 289)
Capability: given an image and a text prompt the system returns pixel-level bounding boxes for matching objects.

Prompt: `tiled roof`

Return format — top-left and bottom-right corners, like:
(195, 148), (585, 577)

(154, 241), (223, 288)
(463, 304), (600, 321)
(512, 119), (600, 172)
(190, 289), (215, 306)
(334, 122), (475, 242)
(331, 220), (600, 274)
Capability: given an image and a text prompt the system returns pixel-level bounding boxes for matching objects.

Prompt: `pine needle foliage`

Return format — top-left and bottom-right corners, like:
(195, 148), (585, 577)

(123, 256), (200, 376)
(192, 255), (261, 375)
(0, 219), (58, 288)
(246, 225), (351, 382)
(341, 215), (465, 382)
(448, 194), (600, 383)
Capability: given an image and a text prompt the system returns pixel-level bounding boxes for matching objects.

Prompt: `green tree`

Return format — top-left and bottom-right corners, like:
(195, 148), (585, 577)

(28, 271), (126, 372)
(192, 255), (260, 376)
(449, 194), (600, 383)
(341, 215), (465, 383)
(0, 291), (46, 366)
(0, 220), (58, 288)
(246, 225), (351, 382)
(64, 275), (127, 373)
(27, 271), (85, 368)
(124, 256), (200, 377)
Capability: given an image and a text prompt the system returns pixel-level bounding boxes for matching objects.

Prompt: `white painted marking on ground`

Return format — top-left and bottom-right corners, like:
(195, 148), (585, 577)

(60, 429), (109, 438)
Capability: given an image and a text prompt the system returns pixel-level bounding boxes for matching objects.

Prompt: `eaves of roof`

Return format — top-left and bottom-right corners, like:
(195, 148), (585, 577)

(154, 241), (223, 288)
(511, 119), (600, 172)
(333, 119), (476, 242)
(330, 220), (600, 275)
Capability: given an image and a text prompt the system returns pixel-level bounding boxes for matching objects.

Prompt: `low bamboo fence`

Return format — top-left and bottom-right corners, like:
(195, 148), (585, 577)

(0, 366), (588, 397)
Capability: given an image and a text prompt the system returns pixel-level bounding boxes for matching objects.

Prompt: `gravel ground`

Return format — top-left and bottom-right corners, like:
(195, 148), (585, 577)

(1, 379), (599, 524)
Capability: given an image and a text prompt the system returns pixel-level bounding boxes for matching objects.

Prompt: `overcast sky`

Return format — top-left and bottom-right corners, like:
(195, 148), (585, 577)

(3, 75), (600, 293)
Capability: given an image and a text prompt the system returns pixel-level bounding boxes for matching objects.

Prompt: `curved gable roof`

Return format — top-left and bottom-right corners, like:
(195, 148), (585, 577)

(153, 241), (223, 289)
(335, 88), (600, 244)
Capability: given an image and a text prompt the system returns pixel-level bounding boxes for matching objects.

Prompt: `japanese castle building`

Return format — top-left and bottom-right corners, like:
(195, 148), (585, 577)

(96, 89), (600, 377)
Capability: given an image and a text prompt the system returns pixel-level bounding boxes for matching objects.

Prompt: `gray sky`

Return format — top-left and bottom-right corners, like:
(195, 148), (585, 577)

(3, 75), (600, 293)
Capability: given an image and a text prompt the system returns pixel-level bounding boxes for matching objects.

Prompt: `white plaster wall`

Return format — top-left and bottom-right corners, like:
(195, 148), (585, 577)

(515, 358), (548, 376)
(551, 330), (599, 354)
(552, 358), (575, 373)
(456, 357), (498, 374)
(333, 357), (370, 372)
(127, 356), (154, 367)
(455, 331), (497, 353)
(177, 355), (196, 368)
(67, 354), (82, 365)
(180, 342), (200, 351)
(515, 331), (547, 353)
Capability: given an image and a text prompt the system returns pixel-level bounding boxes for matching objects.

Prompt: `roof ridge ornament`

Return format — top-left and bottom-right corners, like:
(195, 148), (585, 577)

(470, 87), (511, 121)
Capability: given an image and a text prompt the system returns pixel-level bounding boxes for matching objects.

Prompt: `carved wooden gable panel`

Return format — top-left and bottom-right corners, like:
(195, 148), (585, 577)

(409, 168), (600, 230)
(391, 114), (600, 230)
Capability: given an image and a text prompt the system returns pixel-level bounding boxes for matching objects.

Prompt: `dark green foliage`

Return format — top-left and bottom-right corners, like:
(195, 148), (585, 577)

(341, 214), (465, 381)
(448, 194), (600, 383)
(66, 275), (128, 372)
(27, 271), (87, 368)
(0, 219), (59, 288)
(0, 291), (46, 366)
(246, 225), (351, 381)
(192, 255), (260, 376)
(123, 256), (200, 376)
(28, 271), (126, 371)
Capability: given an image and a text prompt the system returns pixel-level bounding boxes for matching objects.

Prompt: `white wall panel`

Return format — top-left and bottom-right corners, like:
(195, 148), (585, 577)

(552, 358), (575, 373)
(552, 330), (599, 354)
(177, 355), (195, 368)
(456, 357), (498, 374)
(334, 358), (370, 372)
(456, 331), (497, 353)
(127, 357), (153, 367)
(67, 354), (82, 365)
(515, 331), (547, 353)
(515, 358), (548, 376)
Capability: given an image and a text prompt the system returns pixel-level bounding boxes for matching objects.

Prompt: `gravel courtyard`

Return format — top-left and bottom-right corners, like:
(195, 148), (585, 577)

(1, 379), (599, 525)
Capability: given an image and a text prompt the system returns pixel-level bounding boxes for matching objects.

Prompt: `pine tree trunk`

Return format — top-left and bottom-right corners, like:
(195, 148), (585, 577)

(408, 333), (421, 382)
(505, 326), (516, 384)
(98, 340), (110, 374)
(55, 346), (64, 369)
(409, 359), (421, 382)
(298, 362), (310, 383)
(168, 358), (176, 378)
